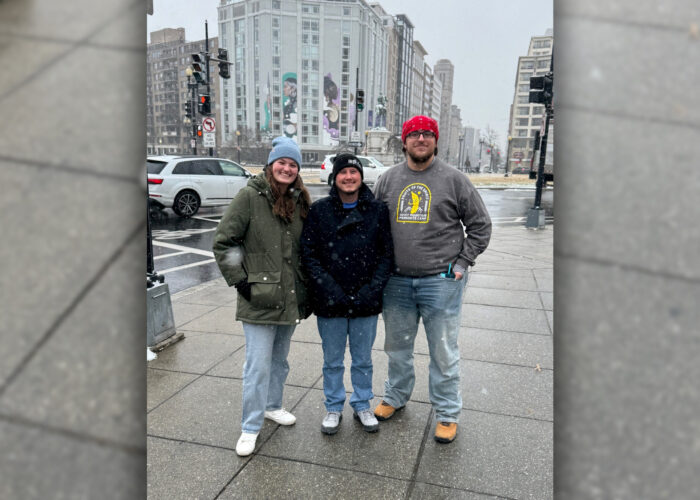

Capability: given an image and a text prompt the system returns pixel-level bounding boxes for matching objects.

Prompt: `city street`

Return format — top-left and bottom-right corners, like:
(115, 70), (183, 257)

(150, 186), (553, 293)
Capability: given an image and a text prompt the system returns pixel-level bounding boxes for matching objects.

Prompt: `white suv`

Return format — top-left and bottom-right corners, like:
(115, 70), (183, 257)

(319, 154), (390, 186)
(147, 155), (253, 217)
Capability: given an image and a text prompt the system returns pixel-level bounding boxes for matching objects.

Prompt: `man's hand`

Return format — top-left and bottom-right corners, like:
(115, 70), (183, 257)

(455, 271), (464, 281)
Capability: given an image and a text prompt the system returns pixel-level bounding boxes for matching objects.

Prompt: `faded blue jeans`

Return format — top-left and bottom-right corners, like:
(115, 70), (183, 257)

(381, 273), (467, 422)
(317, 315), (378, 412)
(241, 322), (296, 433)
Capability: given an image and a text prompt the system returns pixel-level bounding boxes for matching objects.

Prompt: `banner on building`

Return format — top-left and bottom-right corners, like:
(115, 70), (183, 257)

(282, 72), (297, 140)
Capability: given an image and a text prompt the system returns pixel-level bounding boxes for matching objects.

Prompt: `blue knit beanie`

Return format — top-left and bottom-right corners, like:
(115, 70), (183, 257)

(267, 136), (302, 168)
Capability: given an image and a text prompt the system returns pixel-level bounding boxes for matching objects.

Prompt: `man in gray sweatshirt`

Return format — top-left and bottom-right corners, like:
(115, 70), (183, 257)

(372, 115), (492, 444)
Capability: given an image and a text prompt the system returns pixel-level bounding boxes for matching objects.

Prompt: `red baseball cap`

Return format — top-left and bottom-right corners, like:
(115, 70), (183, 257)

(401, 115), (439, 143)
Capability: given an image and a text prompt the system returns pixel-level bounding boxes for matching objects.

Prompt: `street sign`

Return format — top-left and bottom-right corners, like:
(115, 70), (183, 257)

(202, 117), (216, 133)
(350, 131), (361, 142)
(348, 141), (363, 148)
(203, 132), (215, 147)
(190, 139), (196, 148)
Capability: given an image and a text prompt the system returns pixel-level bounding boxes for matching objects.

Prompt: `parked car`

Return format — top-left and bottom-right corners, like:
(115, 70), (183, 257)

(319, 154), (390, 186)
(511, 165), (530, 175)
(147, 155), (253, 217)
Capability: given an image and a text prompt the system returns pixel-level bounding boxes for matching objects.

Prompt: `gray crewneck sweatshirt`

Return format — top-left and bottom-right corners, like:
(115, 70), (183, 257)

(373, 157), (492, 276)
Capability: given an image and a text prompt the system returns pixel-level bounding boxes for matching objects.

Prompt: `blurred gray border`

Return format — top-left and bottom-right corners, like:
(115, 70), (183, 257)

(1, 0), (699, 498)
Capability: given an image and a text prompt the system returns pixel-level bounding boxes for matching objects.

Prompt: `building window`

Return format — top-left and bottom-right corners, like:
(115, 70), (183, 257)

(521, 61), (534, 70)
(516, 118), (529, 126)
(520, 72), (532, 82)
(518, 84), (529, 93)
(517, 106), (530, 115)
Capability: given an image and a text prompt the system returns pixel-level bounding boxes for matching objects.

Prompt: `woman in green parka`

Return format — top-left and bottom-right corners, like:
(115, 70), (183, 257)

(213, 136), (312, 457)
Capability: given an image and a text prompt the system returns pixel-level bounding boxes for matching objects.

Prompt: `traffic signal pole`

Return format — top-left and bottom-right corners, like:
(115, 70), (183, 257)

(205, 21), (213, 157)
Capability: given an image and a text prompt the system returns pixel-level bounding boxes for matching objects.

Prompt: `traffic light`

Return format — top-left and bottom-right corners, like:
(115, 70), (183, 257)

(356, 89), (365, 111)
(197, 125), (203, 138)
(191, 53), (206, 84)
(218, 48), (230, 79)
(198, 94), (211, 115)
(184, 101), (192, 119)
(529, 73), (553, 105)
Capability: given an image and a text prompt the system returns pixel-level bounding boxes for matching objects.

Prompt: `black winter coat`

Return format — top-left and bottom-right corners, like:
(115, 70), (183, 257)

(301, 184), (394, 318)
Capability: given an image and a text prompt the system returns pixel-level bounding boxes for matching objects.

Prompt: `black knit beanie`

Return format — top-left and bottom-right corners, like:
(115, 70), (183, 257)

(332, 153), (363, 180)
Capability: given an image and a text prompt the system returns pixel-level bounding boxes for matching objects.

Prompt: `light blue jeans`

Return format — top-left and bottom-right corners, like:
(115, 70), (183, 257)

(241, 322), (296, 433)
(317, 316), (378, 412)
(381, 273), (467, 422)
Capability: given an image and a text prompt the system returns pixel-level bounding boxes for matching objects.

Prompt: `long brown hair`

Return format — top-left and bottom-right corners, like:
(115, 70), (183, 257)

(265, 167), (311, 222)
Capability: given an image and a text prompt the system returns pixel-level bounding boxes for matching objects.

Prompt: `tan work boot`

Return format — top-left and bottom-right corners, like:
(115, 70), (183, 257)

(434, 421), (458, 443)
(373, 400), (405, 421)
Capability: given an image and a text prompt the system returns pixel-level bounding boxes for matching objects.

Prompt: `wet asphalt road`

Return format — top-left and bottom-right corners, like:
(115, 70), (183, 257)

(150, 184), (553, 294)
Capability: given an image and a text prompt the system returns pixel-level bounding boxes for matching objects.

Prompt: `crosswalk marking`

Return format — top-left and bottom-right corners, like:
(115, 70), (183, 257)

(159, 259), (216, 274)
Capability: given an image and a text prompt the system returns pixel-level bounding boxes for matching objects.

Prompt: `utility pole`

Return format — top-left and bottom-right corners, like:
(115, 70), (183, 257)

(354, 67), (359, 155)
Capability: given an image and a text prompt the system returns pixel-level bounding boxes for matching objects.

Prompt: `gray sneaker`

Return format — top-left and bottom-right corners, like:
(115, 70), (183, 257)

(321, 411), (342, 435)
(353, 409), (379, 433)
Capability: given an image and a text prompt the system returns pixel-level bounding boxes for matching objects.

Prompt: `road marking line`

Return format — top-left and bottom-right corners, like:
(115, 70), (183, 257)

(192, 216), (222, 223)
(152, 240), (214, 257)
(159, 259), (216, 274)
(154, 250), (189, 260)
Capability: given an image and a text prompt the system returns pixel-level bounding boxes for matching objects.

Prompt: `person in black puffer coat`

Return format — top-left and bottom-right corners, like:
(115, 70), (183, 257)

(301, 153), (393, 435)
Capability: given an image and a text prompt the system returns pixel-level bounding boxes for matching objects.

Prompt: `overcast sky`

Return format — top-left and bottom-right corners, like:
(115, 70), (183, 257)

(147, 0), (552, 150)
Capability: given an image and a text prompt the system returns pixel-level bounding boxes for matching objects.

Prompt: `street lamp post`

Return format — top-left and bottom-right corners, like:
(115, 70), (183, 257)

(504, 135), (513, 177)
(458, 133), (464, 172)
(478, 138), (485, 173)
(235, 129), (241, 163)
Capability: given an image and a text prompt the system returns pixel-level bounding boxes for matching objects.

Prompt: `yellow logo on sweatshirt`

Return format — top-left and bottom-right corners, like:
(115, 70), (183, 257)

(396, 183), (431, 223)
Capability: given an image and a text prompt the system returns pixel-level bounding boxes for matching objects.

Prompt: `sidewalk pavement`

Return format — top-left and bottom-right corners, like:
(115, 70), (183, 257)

(147, 224), (553, 499)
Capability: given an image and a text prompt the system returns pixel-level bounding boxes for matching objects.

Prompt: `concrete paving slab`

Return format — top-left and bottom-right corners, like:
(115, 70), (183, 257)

(539, 291), (553, 311)
(290, 316), (323, 343)
(464, 287), (544, 309)
(260, 389), (431, 480)
(0, 163), (142, 387)
(148, 332), (245, 374)
(147, 436), (240, 500)
(556, 260), (700, 498)
(147, 368), (198, 412)
(416, 410), (552, 499)
(0, 0), (132, 40)
(555, 110), (700, 280)
(533, 269), (553, 292)
(0, 236), (145, 449)
(219, 455), (409, 499)
(0, 45), (144, 178)
(175, 285), (237, 307)
(409, 482), (494, 499)
(171, 302), (219, 328)
(558, 17), (700, 127)
(467, 273), (539, 292)
(209, 340), (324, 389)
(461, 328), (553, 370)
(462, 304), (551, 335)
(147, 376), (307, 450)
(177, 305), (238, 333)
(0, 419), (144, 500)
(462, 360), (552, 421)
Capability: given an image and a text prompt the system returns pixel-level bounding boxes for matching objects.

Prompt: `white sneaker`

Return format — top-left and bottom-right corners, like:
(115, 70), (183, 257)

(354, 409), (379, 432)
(235, 432), (258, 456)
(264, 408), (296, 426)
(321, 411), (342, 435)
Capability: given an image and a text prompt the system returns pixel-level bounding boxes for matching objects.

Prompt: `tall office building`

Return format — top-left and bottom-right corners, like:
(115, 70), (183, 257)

(506, 30), (553, 173)
(370, 3), (397, 133)
(410, 40), (427, 119)
(434, 58), (454, 158)
(391, 14), (414, 136)
(217, 0), (389, 162)
(146, 28), (222, 155)
(447, 104), (463, 166)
